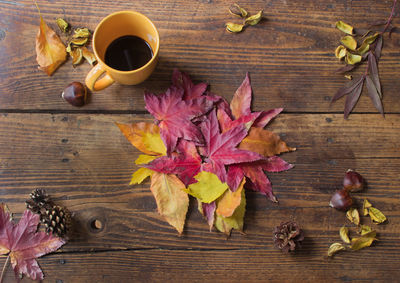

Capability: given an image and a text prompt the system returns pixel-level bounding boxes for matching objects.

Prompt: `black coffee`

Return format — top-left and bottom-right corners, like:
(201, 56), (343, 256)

(104, 35), (153, 71)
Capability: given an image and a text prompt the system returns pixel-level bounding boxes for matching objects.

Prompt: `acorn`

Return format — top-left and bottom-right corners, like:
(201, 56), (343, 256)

(329, 189), (353, 211)
(62, 82), (87, 107)
(343, 169), (364, 192)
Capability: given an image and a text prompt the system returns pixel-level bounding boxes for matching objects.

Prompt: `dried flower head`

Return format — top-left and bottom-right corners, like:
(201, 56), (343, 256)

(273, 221), (304, 252)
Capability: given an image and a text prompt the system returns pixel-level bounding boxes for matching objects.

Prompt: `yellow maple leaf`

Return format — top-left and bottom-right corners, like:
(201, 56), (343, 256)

(150, 172), (189, 234)
(216, 178), (245, 217)
(186, 171), (228, 203)
(214, 188), (246, 235)
(130, 168), (154, 185)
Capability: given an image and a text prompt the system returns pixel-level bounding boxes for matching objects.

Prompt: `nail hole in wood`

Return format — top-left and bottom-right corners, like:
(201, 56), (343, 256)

(89, 219), (103, 232)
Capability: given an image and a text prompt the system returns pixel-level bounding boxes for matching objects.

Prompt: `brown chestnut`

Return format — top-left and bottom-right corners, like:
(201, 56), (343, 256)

(343, 169), (364, 192)
(62, 82), (87, 107)
(329, 189), (353, 211)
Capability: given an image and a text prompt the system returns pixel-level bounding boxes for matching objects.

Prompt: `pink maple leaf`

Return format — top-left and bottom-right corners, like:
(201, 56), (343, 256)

(0, 205), (65, 280)
(144, 86), (213, 154)
(171, 69), (208, 100)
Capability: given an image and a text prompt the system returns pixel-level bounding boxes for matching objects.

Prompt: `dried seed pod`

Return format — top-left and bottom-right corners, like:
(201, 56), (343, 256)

(329, 189), (353, 211)
(56, 18), (69, 33)
(343, 169), (364, 192)
(62, 82), (87, 107)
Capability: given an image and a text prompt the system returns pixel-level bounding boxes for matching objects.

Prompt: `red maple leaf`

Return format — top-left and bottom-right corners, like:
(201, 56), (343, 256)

(146, 140), (202, 186)
(0, 205), (65, 280)
(144, 86), (213, 154)
(227, 156), (293, 202)
(199, 109), (263, 182)
(172, 69), (208, 100)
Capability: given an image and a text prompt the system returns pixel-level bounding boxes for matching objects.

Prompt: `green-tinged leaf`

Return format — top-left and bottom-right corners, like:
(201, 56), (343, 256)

(135, 154), (159, 165)
(216, 178), (245, 217)
(335, 21), (354, 35)
(335, 45), (347, 59)
(341, 35), (357, 50)
(186, 171), (228, 203)
(369, 207), (387, 224)
(346, 208), (360, 225)
(365, 76), (384, 116)
(359, 225), (373, 236)
(345, 52), (362, 65)
(150, 172), (189, 234)
(229, 3), (248, 18)
(356, 42), (370, 55)
(328, 243), (346, 257)
(226, 22), (244, 33)
(340, 227), (351, 244)
(214, 188), (246, 235)
(350, 231), (377, 250)
(130, 168), (154, 185)
(73, 28), (90, 38)
(56, 18), (69, 33)
(244, 10), (263, 26)
(363, 199), (372, 216)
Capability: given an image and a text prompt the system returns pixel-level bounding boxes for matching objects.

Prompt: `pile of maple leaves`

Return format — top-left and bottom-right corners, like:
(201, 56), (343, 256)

(117, 70), (295, 235)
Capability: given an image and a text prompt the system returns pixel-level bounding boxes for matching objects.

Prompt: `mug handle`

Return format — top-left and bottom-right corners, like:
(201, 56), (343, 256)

(85, 64), (115, 91)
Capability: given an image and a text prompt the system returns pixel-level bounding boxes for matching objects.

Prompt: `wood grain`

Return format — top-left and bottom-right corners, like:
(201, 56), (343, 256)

(0, 113), (398, 252)
(0, 0), (399, 112)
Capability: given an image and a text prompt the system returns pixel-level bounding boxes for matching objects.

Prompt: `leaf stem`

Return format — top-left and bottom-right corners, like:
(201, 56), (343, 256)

(382, 0), (397, 33)
(0, 255), (10, 283)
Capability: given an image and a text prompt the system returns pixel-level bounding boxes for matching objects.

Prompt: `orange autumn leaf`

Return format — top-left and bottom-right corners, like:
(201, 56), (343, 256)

(239, 127), (295, 157)
(216, 178), (245, 217)
(35, 3), (67, 76)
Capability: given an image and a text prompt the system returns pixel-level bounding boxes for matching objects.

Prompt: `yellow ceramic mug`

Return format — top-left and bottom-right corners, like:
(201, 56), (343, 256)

(85, 11), (159, 91)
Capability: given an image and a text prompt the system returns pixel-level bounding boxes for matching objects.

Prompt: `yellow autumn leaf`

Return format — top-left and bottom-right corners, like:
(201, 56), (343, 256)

(339, 226), (350, 244)
(350, 231), (377, 250)
(346, 208), (360, 225)
(345, 52), (362, 65)
(341, 35), (357, 50)
(335, 45), (347, 59)
(335, 21), (354, 35)
(239, 127), (295, 157)
(150, 172), (189, 234)
(359, 225), (373, 236)
(116, 122), (166, 155)
(327, 242), (346, 257)
(216, 178), (245, 217)
(35, 3), (67, 76)
(244, 10), (263, 26)
(186, 171), (228, 203)
(130, 168), (154, 185)
(82, 46), (97, 66)
(135, 154), (159, 165)
(226, 22), (244, 33)
(363, 199), (372, 216)
(369, 207), (387, 224)
(214, 188), (246, 235)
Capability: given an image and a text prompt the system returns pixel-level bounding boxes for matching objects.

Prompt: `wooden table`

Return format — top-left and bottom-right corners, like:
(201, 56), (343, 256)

(0, 0), (399, 282)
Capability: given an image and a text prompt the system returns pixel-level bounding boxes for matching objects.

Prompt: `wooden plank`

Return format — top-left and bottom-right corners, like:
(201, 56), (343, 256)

(0, 0), (399, 112)
(1, 247), (399, 283)
(0, 113), (398, 252)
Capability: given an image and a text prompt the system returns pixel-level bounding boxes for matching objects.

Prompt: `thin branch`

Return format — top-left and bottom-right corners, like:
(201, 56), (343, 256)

(0, 255), (10, 283)
(382, 0), (397, 33)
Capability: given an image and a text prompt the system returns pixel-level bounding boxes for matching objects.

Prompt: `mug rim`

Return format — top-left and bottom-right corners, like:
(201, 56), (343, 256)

(92, 10), (160, 74)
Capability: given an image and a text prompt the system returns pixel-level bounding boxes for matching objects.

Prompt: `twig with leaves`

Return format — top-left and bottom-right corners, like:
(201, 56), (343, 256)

(331, 0), (397, 119)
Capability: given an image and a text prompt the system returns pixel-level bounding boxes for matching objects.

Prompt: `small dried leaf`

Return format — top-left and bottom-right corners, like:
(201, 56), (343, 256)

(363, 199), (372, 216)
(56, 18), (69, 33)
(368, 52), (381, 98)
(339, 226), (351, 244)
(350, 231), (377, 250)
(335, 21), (354, 35)
(66, 43), (72, 53)
(327, 242), (346, 257)
(345, 52), (362, 65)
(229, 3), (248, 18)
(359, 225), (373, 236)
(341, 35), (357, 50)
(363, 32), (380, 45)
(244, 10), (263, 26)
(73, 28), (90, 38)
(70, 47), (83, 66)
(344, 75), (352, 80)
(335, 45), (347, 59)
(226, 22), (244, 33)
(346, 208), (360, 225)
(365, 75), (384, 116)
(81, 46), (97, 66)
(369, 207), (387, 224)
(356, 42), (370, 55)
(70, 37), (89, 46)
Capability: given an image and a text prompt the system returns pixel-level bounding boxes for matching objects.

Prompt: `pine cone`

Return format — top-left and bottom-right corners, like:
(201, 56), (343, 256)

(25, 189), (53, 214)
(273, 221), (304, 253)
(41, 205), (71, 238)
